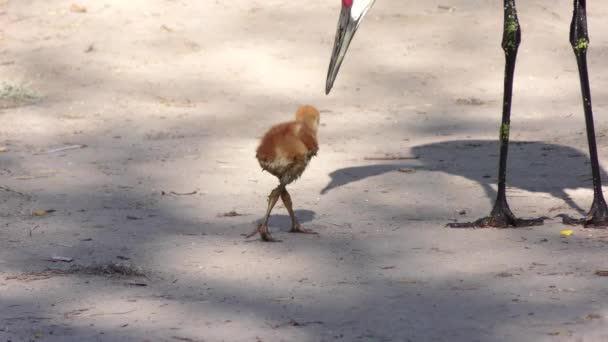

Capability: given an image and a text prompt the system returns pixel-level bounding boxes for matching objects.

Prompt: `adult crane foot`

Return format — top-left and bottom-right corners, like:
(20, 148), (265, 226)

(447, 203), (544, 228)
(557, 201), (608, 228)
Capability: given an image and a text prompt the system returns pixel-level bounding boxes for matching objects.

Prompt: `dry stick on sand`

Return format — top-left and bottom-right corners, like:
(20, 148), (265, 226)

(84, 309), (137, 317)
(0, 185), (28, 197)
(44, 144), (87, 154)
(170, 190), (197, 196)
(363, 155), (419, 161)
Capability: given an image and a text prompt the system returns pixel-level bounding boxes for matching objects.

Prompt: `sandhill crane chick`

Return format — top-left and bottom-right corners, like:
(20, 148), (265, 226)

(248, 105), (320, 241)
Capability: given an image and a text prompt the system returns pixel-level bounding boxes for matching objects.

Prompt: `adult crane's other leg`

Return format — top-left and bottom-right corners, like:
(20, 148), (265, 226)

(449, 0), (544, 228)
(559, 0), (608, 228)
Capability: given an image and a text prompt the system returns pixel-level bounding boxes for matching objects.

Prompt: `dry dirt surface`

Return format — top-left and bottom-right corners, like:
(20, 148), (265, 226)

(2, 0), (608, 341)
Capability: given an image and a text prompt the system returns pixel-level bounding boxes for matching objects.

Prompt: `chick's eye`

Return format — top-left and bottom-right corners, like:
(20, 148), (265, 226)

(342, 0), (353, 8)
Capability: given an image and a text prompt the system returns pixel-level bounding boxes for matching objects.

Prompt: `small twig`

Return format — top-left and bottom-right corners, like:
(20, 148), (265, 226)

(84, 309), (137, 317)
(170, 190), (197, 196)
(43, 144), (87, 154)
(380, 266), (397, 270)
(53, 243), (73, 248)
(273, 318), (324, 328)
(172, 336), (199, 342)
(398, 168), (416, 173)
(29, 225), (40, 237)
(363, 155), (419, 161)
(3, 316), (52, 321)
(0, 185), (27, 197)
(126, 282), (148, 287)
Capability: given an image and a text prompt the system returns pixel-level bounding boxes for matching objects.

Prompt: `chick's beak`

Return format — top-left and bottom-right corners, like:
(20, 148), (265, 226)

(325, 6), (359, 95)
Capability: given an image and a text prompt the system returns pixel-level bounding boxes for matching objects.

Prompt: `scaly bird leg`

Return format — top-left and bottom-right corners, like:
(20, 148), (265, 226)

(559, 0), (608, 228)
(246, 185), (283, 241)
(448, 0), (543, 228)
(281, 188), (318, 235)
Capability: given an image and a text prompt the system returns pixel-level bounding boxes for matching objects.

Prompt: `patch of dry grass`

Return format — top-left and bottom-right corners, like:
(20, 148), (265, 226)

(3, 263), (146, 282)
(0, 82), (41, 109)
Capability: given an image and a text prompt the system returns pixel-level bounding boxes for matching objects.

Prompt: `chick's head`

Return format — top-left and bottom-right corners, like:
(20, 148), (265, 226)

(295, 105), (320, 132)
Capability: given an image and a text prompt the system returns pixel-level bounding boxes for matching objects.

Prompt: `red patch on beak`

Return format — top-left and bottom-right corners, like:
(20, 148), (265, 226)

(342, 0), (353, 8)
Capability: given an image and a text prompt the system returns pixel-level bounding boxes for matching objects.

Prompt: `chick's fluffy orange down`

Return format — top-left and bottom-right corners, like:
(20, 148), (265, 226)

(256, 121), (318, 185)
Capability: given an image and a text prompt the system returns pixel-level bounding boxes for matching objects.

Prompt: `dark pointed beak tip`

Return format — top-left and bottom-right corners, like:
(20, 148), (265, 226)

(325, 78), (335, 95)
(326, 7), (359, 97)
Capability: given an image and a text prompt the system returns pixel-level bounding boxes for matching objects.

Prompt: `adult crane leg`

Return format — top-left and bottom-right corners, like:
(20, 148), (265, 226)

(448, 0), (544, 228)
(559, 0), (608, 228)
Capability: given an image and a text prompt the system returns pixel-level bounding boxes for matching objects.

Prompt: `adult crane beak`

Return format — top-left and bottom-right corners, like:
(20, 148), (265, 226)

(325, 1), (375, 94)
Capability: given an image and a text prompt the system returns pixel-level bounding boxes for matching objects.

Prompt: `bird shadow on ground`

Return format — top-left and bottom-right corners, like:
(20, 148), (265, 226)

(321, 139), (606, 215)
(321, 164), (404, 195)
(255, 209), (316, 232)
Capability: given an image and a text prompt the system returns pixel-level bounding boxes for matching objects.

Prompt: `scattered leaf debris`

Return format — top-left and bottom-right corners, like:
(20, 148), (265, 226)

(438, 5), (456, 12)
(161, 190), (198, 196)
(547, 329), (571, 336)
(219, 210), (244, 217)
(397, 168), (416, 174)
(54, 263), (147, 278)
(397, 278), (420, 284)
(33, 209), (56, 216)
(5, 270), (66, 282)
(496, 272), (514, 278)
(64, 308), (90, 318)
(69, 3), (87, 13)
(272, 319), (324, 329)
(172, 337), (200, 342)
(455, 97), (485, 105)
(585, 313), (603, 320)
(288, 319), (323, 327)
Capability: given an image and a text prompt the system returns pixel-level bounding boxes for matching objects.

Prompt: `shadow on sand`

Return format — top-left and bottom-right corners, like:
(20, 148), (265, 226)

(321, 139), (604, 214)
(255, 209), (316, 231)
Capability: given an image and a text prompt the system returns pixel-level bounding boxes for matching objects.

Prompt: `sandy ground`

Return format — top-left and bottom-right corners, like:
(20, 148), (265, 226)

(2, 0), (608, 341)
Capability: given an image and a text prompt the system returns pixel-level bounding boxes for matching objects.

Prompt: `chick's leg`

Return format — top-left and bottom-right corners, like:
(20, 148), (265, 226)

(247, 185), (283, 241)
(281, 188), (317, 235)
